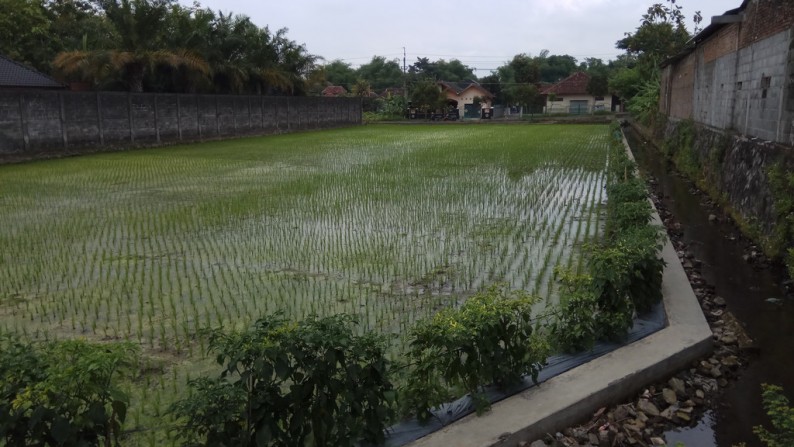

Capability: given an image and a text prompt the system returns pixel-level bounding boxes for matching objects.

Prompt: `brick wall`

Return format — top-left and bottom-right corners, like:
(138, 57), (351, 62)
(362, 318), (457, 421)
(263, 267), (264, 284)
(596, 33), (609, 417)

(0, 92), (362, 158)
(740, 0), (794, 49)
(660, 0), (794, 144)
(668, 53), (696, 120)
(703, 24), (739, 63)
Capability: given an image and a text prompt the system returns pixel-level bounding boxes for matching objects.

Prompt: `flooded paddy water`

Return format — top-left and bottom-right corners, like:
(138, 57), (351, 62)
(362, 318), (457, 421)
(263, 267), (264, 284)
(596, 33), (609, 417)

(0, 124), (612, 443)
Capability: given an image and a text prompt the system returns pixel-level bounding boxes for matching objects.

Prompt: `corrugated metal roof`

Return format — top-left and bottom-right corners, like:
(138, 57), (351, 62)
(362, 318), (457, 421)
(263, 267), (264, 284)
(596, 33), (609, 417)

(0, 54), (64, 89)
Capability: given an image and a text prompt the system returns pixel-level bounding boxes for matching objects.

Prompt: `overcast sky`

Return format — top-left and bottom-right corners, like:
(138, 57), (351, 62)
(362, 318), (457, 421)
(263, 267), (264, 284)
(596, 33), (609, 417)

(182, 0), (733, 73)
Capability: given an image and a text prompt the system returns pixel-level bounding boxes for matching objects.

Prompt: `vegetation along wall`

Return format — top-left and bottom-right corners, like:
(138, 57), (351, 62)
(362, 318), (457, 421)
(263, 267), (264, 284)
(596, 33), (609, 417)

(0, 92), (362, 158)
(637, 118), (794, 277)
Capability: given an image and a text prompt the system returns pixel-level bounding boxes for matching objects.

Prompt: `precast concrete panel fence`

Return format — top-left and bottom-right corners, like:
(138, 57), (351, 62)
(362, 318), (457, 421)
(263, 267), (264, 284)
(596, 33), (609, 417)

(0, 91), (362, 157)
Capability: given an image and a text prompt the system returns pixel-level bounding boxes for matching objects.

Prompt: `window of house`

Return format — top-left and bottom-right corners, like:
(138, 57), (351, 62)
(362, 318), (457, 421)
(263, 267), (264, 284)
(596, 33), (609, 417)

(761, 75), (771, 99)
(551, 96), (563, 102)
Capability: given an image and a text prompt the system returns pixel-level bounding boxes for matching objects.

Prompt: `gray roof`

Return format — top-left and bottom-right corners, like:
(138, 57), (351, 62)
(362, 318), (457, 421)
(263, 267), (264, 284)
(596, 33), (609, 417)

(438, 80), (493, 97)
(0, 54), (64, 89)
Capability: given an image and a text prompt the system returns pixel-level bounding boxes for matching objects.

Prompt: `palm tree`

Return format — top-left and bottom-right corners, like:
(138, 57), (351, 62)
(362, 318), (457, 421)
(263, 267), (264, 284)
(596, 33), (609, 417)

(54, 0), (208, 92)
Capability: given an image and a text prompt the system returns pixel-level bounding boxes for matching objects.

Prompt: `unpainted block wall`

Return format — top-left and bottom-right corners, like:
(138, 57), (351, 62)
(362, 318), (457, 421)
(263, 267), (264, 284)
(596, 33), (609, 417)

(732, 29), (793, 142)
(0, 92), (362, 158)
(659, 0), (794, 145)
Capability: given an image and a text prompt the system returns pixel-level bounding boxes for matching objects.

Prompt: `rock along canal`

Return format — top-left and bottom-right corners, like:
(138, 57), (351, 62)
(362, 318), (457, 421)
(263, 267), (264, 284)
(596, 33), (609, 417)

(624, 126), (794, 447)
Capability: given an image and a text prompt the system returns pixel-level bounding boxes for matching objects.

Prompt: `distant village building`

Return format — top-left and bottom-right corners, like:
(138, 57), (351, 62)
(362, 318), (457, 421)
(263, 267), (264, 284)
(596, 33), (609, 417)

(321, 85), (347, 97)
(540, 72), (612, 114)
(438, 80), (493, 119)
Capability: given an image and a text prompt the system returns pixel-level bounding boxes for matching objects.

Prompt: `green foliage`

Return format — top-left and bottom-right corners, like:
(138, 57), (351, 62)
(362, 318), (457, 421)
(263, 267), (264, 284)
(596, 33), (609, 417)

(616, 1), (691, 76)
(171, 313), (395, 446)
(323, 59), (357, 91)
(768, 164), (794, 275)
(754, 384), (794, 447)
(404, 286), (550, 421)
(0, 336), (137, 446)
(410, 79), (446, 111)
(609, 67), (643, 101)
(663, 119), (700, 180)
(409, 57), (476, 82)
(552, 128), (665, 349)
(355, 56), (404, 91)
(627, 77), (661, 126)
(551, 267), (600, 353)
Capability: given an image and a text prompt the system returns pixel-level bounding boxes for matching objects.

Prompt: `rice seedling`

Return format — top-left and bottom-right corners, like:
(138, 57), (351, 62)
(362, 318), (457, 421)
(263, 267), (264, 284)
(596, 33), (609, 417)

(0, 124), (610, 443)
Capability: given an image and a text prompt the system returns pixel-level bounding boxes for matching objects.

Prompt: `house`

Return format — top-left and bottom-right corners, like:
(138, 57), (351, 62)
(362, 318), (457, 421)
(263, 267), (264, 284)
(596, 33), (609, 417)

(0, 54), (65, 90)
(321, 85), (347, 97)
(540, 72), (610, 114)
(438, 80), (493, 118)
(658, 0), (794, 144)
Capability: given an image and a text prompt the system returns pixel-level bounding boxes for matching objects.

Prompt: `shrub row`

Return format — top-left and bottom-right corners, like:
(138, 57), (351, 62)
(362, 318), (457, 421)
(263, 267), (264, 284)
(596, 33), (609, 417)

(551, 125), (666, 353)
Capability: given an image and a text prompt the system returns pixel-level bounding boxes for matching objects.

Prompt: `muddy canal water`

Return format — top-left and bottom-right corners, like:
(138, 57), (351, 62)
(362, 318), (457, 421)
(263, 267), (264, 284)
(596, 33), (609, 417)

(624, 128), (794, 447)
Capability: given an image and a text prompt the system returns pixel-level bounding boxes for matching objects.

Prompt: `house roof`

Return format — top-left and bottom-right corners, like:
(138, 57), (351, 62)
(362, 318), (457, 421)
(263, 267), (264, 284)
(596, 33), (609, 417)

(381, 87), (405, 97)
(438, 80), (494, 98)
(0, 54), (64, 89)
(321, 85), (347, 97)
(540, 72), (590, 96)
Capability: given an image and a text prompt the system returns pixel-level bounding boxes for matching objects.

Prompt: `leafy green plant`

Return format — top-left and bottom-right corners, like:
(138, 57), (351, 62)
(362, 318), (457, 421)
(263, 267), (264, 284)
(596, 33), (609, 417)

(627, 77), (661, 126)
(552, 125), (665, 349)
(754, 384), (794, 447)
(768, 164), (794, 276)
(170, 313), (395, 446)
(551, 266), (600, 353)
(404, 286), (550, 421)
(0, 335), (137, 446)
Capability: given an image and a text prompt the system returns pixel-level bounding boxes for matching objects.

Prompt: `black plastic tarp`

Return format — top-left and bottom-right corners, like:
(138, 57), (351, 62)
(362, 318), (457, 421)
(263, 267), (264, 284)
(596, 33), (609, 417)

(382, 301), (667, 446)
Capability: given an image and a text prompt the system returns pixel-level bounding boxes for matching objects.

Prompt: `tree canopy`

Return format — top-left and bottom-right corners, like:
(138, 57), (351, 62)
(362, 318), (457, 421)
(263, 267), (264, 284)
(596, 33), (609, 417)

(2, 0), (318, 94)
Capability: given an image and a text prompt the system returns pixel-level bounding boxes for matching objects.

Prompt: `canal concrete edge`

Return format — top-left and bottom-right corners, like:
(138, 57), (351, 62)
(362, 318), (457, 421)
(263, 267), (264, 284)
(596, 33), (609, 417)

(406, 128), (714, 447)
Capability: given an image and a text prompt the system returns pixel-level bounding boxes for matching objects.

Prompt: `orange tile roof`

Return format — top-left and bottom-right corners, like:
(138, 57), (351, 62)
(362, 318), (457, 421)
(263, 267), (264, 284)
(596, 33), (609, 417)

(540, 72), (590, 95)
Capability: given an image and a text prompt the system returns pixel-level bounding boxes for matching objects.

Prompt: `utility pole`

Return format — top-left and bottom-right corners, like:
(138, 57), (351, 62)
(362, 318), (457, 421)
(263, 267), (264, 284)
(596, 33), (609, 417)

(403, 46), (408, 100)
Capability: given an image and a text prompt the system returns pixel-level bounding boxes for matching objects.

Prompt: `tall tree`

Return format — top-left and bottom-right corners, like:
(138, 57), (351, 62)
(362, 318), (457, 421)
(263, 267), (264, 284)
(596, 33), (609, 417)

(582, 58), (609, 97)
(616, 0), (691, 75)
(355, 56), (403, 91)
(409, 57), (476, 82)
(0, 0), (56, 71)
(323, 59), (357, 91)
(539, 54), (578, 83)
(53, 0), (209, 92)
(410, 78), (445, 112)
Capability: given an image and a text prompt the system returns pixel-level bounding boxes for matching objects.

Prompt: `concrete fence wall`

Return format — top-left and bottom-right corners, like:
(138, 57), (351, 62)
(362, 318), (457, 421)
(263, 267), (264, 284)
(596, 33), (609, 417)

(0, 91), (362, 156)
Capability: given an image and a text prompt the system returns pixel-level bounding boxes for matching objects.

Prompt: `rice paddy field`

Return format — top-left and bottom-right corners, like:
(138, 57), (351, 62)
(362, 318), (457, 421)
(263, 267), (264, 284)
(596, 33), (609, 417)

(0, 123), (611, 442)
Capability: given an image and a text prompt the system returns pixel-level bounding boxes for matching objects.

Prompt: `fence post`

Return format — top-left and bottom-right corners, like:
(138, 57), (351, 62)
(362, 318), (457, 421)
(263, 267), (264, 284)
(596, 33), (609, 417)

(97, 92), (104, 146)
(215, 95), (220, 136)
(128, 93), (135, 144)
(232, 96), (237, 133)
(58, 92), (68, 148)
(154, 94), (160, 144)
(176, 94), (182, 141)
(196, 95), (202, 140)
(18, 93), (29, 151)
